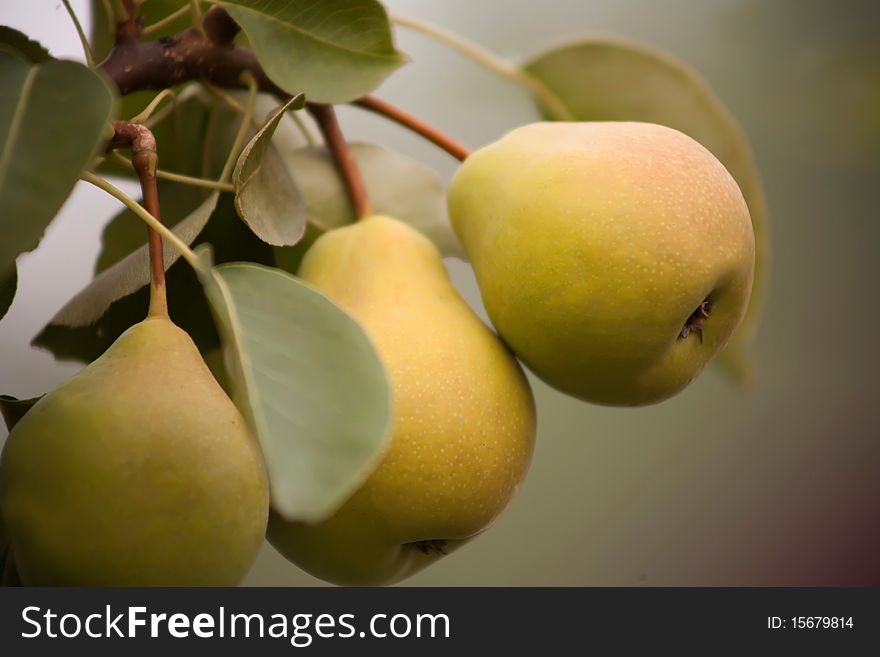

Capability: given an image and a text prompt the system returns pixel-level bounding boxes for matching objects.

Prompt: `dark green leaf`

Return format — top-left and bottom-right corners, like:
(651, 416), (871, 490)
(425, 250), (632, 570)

(0, 264), (16, 321)
(233, 95), (307, 245)
(0, 394), (41, 431)
(0, 54), (115, 271)
(196, 253), (392, 523)
(49, 193), (220, 328)
(524, 38), (770, 384)
(95, 181), (207, 273)
(34, 194), (274, 363)
(220, 0), (407, 102)
(0, 26), (51, 63)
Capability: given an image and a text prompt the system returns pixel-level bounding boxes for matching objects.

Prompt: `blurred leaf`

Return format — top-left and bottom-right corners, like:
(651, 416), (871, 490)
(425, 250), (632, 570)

(233, 94), (307, 245)
(196, 253), (392, 523)
(220, 0), (407, 103)
(524, 38), (770, 384)
(0, 54), (115, 272)
(0, 394), (41, 431)
(48, 193), (219, 328)
(34, 194), (275, 363)
(279, 142), (464, 259)
(0, 265), (16, 321)
(0, 26), (51, 62)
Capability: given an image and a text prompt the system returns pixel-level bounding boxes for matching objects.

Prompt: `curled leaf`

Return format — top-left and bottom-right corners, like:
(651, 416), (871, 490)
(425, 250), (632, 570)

(233, 95), (307, 246)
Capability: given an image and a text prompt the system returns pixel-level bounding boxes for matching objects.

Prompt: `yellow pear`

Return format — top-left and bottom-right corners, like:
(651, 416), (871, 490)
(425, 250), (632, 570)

(0, 316), (269, 585)
(268, 215), (536, 585)
(448, 122), (755, 405)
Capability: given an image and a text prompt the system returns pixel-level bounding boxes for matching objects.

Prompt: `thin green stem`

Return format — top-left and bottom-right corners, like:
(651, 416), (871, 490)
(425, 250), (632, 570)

(130, 89), (177, 124)
(61, 0), (95, 67)
(142, 3), (193, 37)
(290, 111), (316, 146)
(391, 14), (573, 121)
(203, 82), (262, 131)
(99, 0), (116, 36)
(190, 0), (205, 35)
(81, 172), (200, 269)
(218, 72), (257, 183)
(110, 151), (234, 191)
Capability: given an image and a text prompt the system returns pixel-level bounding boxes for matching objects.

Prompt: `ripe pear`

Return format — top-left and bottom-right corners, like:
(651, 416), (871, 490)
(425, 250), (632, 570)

(268, 215), (536, 585)
(0, 315), (269, 585)
(448, 121), (755, 405)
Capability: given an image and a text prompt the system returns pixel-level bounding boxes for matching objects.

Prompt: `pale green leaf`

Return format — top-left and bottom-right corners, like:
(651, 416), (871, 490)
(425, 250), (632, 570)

(524, 38), (770, 384)
(278, 141), (464, 259)
(233, 94), (307, 245)
(220, 0), (407, 103)
(0, 54), (115, 271)
(34, 195), (273, 364)
(196, 252), (391, 523)
(49, 192), (219, 327)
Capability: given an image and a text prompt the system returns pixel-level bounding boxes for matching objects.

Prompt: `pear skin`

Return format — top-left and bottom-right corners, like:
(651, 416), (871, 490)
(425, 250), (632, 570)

(448, 121), (755, 406)
(0, 316), (269, 585)
(268, 216), (536, 585)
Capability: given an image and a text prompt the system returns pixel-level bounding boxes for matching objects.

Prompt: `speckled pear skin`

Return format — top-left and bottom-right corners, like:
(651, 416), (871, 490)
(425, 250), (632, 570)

(448, 122), (755, 406)
(0, 317), (269, 586)
(268, 215), (536, 586)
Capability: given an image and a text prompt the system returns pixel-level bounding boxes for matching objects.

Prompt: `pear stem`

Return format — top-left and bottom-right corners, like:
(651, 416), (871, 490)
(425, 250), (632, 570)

(308, 103), (373, 220)
(104, 120), (169, 318)
(353, 96), (472, 162)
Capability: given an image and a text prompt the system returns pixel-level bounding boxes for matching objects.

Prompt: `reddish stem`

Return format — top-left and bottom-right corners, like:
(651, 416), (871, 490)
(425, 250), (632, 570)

(308, 103), (373, 220)
(353, 95), (472, 162)
(108, 120), (167, 318)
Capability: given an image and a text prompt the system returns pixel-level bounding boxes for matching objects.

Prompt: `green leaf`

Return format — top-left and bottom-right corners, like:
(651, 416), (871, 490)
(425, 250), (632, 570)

(0, 54), (115, 272)
(275, 142), (464, 263)
(196, 253), (392, 523)
(34, 194), (275, 364)
(0, 394), (41, 431)
(220, 0), (407, 103)
(0, 26), (51, 63)
(0, 264), (16, 321)
(48, 193), (219, 329)
(524, 38), (770, 385)
(233, 95), (307, 245)
(95, 181), (206, 273)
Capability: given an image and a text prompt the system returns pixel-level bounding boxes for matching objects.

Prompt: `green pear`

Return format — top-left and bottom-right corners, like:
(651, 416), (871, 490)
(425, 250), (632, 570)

(448, 121), (755, 406)
(268, 215), (536, 585)
(0, 316), (269, 585)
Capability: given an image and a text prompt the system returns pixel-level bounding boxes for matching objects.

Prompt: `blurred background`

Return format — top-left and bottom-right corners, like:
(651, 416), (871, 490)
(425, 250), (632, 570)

(1, 0), (878, 585)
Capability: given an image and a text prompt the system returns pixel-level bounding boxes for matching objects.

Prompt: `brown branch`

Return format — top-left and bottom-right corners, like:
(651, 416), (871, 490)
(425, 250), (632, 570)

(98, 5), (479, 225)
(353, 96), (472, 161)
(107, 121), (168, 318)
(99, 6), (283, 97)
(308, 104), (373, 220)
